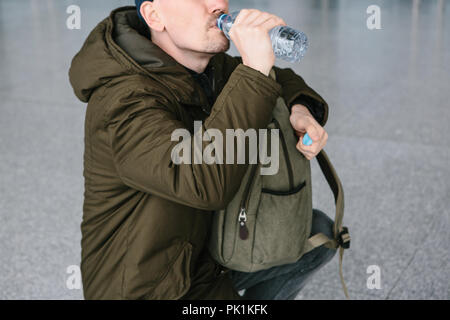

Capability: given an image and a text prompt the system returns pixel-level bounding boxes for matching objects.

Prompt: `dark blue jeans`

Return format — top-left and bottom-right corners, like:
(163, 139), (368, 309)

(229, 209), (337, 300)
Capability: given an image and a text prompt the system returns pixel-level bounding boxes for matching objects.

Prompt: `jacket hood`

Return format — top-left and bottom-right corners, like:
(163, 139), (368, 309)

(69, 6), (220, 104)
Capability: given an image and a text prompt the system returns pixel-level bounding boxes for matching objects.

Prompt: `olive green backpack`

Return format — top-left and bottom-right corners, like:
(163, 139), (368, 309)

(208, 70), (351, 298)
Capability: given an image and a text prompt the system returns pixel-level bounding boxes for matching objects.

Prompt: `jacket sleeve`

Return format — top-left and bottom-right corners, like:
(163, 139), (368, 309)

(273, 66), (329, 126)
(223, 54), (329, 127)
(106, 64), (282, 211)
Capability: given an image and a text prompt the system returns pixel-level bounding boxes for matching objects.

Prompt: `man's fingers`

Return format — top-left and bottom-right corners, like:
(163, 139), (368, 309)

(296, 132), (326, 160)
(320, 131), (328, 149)
(290, 113), (328, 160)
(296, 145), (314, 160)
(249, 12), (272, 26)
(234, 9), (258, 25)
(234, 9), (250, 24)
(242, 10), (262, 25)
(291, 115), (319, 140)
(297, 139), (316, 153)
(234, 9), (285, 28)
(306, 124), (322, 142)
(260, 16), (286, 31)
(294, 129), (305, 137)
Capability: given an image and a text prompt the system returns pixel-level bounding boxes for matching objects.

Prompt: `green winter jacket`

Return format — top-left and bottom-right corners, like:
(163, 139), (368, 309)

(69, 6), (328, 300)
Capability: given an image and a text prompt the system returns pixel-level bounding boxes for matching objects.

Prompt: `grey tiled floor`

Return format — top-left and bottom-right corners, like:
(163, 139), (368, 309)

(0, 0), (448, 300)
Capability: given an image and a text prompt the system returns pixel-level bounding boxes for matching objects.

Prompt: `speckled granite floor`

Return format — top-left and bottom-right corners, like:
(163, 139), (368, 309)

(0, 0), (448, 299)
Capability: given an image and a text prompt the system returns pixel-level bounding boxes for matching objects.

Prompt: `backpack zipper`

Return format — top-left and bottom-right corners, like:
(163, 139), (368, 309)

(238, 160), (260, 240)
(237, 117), (294, 240)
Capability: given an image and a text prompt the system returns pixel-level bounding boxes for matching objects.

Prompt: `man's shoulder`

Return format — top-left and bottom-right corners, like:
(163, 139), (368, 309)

(106, 73), (166, 93)
(88, 74), (176, 127)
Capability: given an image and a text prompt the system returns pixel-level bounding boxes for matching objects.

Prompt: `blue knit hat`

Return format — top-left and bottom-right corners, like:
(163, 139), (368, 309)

(135, 0), (152, 22)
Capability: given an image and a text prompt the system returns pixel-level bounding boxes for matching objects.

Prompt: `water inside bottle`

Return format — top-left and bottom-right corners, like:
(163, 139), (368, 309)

(272, 27), (308, 63)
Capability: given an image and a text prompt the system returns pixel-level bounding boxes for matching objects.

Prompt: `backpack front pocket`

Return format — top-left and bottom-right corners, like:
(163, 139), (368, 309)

(261, 180), (306, 196)
(252, 180), (311, 267)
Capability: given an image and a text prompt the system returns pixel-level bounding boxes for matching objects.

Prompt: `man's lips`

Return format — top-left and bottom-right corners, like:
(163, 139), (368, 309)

(210, 21), (219, 29)
(210, 14), (224, 29)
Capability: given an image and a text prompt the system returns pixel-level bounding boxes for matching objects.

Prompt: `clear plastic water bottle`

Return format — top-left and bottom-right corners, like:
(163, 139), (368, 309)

(217, 11), (308, 63)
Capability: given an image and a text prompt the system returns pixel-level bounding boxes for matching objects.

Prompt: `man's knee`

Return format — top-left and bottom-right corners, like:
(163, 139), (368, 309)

(311, 208), (335, 239)
(310, 209), (337, 264)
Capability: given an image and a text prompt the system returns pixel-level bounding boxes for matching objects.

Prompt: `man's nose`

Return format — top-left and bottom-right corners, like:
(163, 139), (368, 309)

(207, 0), (229, 16)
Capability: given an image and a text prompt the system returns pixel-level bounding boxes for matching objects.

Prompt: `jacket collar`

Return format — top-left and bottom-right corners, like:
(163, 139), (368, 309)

(109, 6), (222, 108)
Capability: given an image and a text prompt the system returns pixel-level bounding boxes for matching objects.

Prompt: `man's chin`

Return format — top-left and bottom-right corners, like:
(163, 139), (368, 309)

(205, 39), (230, 54)
(213, 43), (230, 54)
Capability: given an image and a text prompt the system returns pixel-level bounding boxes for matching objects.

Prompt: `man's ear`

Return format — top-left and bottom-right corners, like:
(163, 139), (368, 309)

(140, 1), (164, 32)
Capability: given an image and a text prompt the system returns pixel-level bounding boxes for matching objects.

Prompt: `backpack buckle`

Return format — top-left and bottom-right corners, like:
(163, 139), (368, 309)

(337, 226), (351, 249)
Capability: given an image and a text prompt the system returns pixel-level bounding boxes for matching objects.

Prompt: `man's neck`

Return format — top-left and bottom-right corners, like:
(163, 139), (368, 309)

(152, 33), (213, 74)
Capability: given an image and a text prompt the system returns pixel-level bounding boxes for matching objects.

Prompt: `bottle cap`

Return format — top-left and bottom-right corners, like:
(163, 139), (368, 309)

(217, 14), (228, 31)
(303, 133), (313, 146)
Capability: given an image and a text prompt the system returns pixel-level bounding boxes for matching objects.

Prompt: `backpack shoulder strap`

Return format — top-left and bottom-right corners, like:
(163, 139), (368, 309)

(303, 150), (351, 299)
(268, 68), (350, 298)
